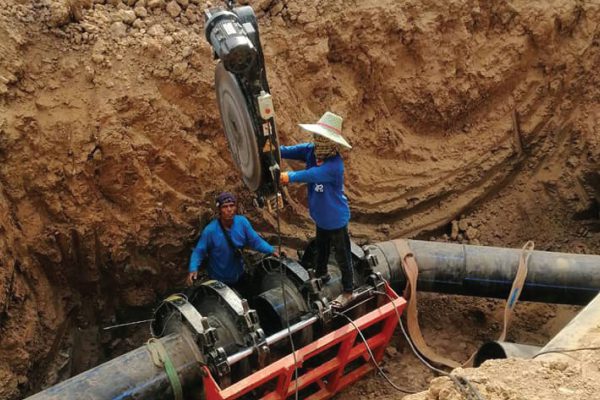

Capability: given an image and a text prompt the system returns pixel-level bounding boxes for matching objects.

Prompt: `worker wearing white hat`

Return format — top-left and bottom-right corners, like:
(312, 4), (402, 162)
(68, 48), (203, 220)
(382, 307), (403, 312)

(280, 111), (355, 308)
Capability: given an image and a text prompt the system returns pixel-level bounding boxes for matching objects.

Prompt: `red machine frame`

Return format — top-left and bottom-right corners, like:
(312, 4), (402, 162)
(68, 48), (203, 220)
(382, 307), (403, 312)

(202, 283), (406, 399)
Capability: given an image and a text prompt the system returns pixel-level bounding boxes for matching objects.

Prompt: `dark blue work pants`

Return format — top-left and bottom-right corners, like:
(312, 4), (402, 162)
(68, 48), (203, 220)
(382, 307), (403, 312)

(315, 225), (354, 293)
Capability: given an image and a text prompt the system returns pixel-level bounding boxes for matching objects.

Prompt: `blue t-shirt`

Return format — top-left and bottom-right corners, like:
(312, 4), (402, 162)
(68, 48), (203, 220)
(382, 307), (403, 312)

(188, 215), (274, 284)
(280, 143), (350, 230)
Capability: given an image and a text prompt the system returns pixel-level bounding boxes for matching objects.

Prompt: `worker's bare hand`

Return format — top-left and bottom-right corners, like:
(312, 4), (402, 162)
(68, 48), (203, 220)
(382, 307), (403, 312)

(186, 272), (198, 286)
(272, 250), (280, 258)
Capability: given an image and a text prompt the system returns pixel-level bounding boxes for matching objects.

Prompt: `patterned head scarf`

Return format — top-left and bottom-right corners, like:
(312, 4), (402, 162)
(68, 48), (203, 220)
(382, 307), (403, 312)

(312, 134), (339, 160)
(216, 192), (236, 208)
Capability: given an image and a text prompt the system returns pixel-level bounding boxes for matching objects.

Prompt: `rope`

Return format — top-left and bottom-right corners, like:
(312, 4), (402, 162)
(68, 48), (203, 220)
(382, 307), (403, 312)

(147, 338), (184, 400)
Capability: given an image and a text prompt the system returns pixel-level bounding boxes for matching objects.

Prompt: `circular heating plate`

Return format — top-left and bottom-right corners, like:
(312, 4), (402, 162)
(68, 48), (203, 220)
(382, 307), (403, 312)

(215, 62), (262, 191)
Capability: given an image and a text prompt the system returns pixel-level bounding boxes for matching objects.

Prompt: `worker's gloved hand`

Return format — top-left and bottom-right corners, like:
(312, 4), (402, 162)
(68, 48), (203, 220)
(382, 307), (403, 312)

(280, 171), (290, 185)
(198, 270), (209, 281)
(272, 250), (287, 258)
(186, 271), (198, 286)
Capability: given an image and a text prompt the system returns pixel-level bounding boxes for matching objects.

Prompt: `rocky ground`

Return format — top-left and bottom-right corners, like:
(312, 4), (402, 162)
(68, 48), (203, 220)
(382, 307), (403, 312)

(1, 0), (600, 399)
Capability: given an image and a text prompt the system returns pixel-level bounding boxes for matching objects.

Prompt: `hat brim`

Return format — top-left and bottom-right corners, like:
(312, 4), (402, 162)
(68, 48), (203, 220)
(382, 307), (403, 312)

(299, 123), (352, 149)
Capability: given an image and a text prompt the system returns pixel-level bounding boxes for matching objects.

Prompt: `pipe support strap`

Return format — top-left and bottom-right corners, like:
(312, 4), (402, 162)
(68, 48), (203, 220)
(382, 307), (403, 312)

(500, 241), (534, 341)
(147, 338), (184, 400)
(394, 239), (461, 368)
(395, 239), (535, 369)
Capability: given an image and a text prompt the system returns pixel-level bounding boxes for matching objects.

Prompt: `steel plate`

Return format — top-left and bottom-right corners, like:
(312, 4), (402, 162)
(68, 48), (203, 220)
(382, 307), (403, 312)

(215, 62), (262, 191)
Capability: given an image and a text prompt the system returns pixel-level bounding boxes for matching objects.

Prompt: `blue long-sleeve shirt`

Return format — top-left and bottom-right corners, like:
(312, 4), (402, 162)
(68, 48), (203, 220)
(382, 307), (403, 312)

(280, 143), (350, 230)
(188, 215), (274, 284)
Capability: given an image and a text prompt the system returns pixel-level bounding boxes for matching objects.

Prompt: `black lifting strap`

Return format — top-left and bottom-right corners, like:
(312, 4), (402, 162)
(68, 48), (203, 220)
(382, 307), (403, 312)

(218, 219), (253, 274)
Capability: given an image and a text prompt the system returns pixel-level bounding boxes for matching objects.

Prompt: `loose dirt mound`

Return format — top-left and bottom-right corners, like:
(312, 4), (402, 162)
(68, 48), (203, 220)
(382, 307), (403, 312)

(1, 0), (600, 399)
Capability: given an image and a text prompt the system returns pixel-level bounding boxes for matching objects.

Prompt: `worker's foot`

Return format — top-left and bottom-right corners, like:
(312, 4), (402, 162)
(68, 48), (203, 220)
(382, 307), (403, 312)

(319, 273), (331, 284)
(331, 292), (355, 309)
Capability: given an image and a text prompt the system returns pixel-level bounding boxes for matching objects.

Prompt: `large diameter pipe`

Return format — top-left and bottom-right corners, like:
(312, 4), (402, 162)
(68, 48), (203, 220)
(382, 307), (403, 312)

(25, 332), (204, 400)
(474, 341), (541, 367)
(535, 292), (600, 362)
(367, 240), (600, 305)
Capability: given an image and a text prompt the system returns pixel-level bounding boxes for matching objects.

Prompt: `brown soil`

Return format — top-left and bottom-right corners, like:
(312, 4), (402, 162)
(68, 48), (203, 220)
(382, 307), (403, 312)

(1, 0), (600, 399)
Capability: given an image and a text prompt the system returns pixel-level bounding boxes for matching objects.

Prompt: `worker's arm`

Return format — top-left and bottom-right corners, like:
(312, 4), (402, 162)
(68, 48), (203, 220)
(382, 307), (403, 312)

(287, 161), (338, 184)
(280, 143), (312, 161)
(189, 230), (210, 273)
(242, 217), (275, 255)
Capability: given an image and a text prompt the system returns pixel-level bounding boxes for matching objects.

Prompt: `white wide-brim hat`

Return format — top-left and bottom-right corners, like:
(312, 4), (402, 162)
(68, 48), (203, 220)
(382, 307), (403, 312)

(298, 111), (352, 149)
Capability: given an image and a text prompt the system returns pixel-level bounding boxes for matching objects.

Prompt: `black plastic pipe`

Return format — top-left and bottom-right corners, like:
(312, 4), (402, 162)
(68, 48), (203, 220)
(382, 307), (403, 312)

(474, 341), (541, 367)
(24, 332), (204, 400)
(366, 240), (600, 305)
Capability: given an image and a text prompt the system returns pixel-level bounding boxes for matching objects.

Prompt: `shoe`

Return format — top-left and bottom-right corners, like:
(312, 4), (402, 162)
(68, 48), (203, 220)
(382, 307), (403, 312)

(331, 292), (355, 309)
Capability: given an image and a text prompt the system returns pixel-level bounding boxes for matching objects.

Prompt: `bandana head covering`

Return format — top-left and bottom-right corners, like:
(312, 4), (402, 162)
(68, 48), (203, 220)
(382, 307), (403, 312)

(216, 192), (236, 208)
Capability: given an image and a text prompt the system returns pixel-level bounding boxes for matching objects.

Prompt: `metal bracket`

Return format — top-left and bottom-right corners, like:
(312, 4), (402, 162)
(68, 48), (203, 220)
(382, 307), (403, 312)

(257, 256), (310, 287)
(202, 280), (246, 315)
(281, 257), (311, 284)
(350, 240), (365, 259)
(364, 248), (379, 267)
(208, 347), (231, 378)
(248, 329), (270, 368)
(305, 268), (323, 294)
(240, 298), (269, 368)
(367, 272), (386, 293)
(311, 298), (332, 324)
(304, 268), (334, 326)
(162, 294), (218, 350)
(240, 298), (261, 331)
(201, 281), (269, 367)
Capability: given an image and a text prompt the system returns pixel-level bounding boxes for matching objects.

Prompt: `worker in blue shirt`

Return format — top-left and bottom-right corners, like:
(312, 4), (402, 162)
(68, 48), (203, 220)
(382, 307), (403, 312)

(186, 192), (278, 293)
(279, 111), (355, 307)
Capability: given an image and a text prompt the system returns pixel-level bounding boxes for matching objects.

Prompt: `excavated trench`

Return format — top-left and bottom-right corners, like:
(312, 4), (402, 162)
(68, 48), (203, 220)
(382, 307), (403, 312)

(2, 1), (600, 399)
